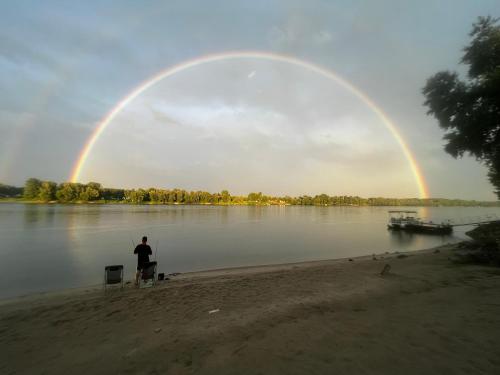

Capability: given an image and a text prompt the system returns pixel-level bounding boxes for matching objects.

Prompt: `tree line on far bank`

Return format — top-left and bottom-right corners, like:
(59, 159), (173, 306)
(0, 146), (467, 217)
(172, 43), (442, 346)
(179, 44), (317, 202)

(0, 178), (498, 207)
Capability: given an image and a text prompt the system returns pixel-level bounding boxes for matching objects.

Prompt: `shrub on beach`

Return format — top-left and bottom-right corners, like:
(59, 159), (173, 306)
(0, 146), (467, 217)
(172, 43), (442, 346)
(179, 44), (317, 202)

(466, 222), (500, 244)
(453, 222), (500, 266)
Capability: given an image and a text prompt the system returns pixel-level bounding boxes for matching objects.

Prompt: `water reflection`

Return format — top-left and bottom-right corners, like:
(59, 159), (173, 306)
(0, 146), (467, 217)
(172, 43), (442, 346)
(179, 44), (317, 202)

(247, 205), (265, 222)
(389, 230), (417, 247)
(23, 204), (55, 228)
(0, 205), (76, 298)
(387, 222), (457, 250)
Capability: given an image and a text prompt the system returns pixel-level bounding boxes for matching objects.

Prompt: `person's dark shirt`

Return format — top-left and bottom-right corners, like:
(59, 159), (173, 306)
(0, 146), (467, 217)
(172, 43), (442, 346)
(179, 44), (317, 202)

(134, 244), (152, 265)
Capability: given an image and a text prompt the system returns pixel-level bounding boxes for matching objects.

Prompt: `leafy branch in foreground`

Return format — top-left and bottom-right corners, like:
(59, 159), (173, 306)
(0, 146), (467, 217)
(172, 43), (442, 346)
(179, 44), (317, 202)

(423, 16), (500, 198)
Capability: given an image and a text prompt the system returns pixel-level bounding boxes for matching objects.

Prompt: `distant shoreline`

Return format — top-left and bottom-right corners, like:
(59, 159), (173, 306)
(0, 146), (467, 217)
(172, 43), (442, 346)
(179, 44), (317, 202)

(1, 198), (499, 208)
(2, 179), (500, 206)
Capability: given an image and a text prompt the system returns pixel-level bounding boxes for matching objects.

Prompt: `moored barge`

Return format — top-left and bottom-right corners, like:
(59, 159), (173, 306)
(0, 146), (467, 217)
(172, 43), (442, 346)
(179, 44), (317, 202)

(387, 210), (453, 235)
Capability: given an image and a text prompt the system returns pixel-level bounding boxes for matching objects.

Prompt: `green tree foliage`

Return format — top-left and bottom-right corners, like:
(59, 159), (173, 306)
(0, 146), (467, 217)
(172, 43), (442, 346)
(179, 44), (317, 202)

(101, 188), (125, 201)
(79, 182), (102, 201)
(423, 16), (500, 198)
(313, 194), (330, 205)
(56, 183), (81, 202)
(23, 178), (42, 199)
(0, 183), (23, 197)
(38, 181), (57, 201)
(124, 188), (149, 204)
(247, 192), (263, 203)
(221, 190), (230, 203)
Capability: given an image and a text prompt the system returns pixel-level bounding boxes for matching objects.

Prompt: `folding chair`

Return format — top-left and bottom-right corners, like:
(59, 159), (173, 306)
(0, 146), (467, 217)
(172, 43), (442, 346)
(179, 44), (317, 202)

(104, 265), (124, 291)
(140, 261), (157, 288)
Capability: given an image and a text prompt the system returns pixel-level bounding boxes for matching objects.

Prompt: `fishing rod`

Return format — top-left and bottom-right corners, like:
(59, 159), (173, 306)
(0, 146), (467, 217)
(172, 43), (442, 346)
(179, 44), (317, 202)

(154, 239), (159, 262)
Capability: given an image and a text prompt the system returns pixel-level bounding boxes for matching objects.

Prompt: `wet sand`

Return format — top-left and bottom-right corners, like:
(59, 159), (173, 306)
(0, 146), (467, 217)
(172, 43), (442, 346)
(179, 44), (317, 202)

(1, 244), (500, 374)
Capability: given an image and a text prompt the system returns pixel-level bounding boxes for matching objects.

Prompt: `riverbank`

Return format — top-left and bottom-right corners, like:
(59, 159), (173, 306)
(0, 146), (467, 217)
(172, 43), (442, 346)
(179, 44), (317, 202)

(2, 197), (499, 207)
(1, 244), (500, 374)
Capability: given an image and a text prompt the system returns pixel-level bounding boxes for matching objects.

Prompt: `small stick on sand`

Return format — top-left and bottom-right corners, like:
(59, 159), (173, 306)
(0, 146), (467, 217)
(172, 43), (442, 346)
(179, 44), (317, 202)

(380, 264), (391, 276)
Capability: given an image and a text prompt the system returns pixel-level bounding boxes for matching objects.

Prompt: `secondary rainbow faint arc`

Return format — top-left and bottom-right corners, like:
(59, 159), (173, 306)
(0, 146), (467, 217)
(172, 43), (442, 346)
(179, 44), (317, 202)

(70, 50), (429, 198)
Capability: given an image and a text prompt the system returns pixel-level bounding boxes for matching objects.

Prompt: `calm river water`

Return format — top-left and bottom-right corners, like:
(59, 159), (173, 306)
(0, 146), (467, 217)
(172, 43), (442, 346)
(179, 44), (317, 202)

(1, 203), (499, 299)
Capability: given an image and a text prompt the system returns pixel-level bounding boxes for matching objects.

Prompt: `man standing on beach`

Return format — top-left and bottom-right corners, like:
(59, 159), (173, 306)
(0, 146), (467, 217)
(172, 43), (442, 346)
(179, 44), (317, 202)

(134, 236), (152, 286)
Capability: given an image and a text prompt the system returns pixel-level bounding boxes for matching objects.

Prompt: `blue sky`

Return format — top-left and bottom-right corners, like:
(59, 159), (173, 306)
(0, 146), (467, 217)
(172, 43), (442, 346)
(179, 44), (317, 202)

(1, 1), (499, 199)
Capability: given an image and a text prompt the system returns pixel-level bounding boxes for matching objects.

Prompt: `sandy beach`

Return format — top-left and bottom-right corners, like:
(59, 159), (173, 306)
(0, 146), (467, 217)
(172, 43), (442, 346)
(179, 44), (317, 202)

(1, 244), (500, 374)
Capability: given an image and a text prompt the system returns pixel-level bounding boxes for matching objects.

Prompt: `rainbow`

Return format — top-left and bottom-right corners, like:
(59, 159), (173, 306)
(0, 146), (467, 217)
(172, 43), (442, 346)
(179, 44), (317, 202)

(70, 51), (429, 198)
